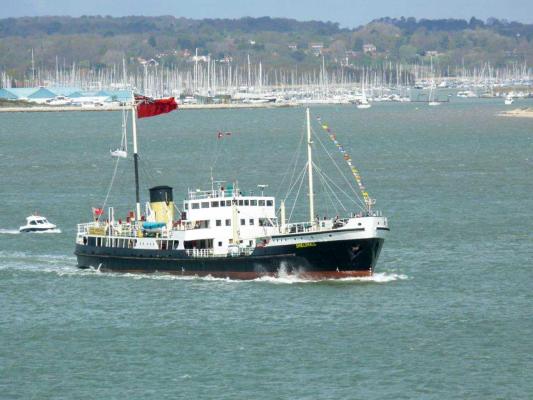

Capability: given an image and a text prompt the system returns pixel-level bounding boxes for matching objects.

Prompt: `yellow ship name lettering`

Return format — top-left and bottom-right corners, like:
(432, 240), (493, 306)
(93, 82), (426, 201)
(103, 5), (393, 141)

(296, 242), (317, 249)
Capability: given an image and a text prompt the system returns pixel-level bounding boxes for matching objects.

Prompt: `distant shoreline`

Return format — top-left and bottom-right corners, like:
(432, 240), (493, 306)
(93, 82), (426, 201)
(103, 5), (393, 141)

(498, 108), (533, 118)
(0, 103), (297, 113)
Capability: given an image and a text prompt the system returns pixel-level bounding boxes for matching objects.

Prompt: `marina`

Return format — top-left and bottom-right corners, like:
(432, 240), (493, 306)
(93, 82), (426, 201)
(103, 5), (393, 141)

(2, 57), (532, 109)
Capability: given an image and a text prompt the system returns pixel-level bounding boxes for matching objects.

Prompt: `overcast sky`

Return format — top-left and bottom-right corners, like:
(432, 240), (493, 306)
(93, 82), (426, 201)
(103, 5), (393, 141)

(2, 0), (533, 28)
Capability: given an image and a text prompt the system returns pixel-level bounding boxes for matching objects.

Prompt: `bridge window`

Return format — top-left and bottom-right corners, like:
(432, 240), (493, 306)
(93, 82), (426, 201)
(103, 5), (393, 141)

(251, 200), (257, 206)
(258, 200), (265, 206)
(267, 200), (273, 206)
(249, 219), (254, 225)
(238, 200), (244, 206)
(244, 200), (249, 206)
(225, 219), (231, 226)
(194, 220), (210, 229)
(216, 220), (222, 227)
(192, 203), (199, 209)
(201, 202), (209, 208)
(240, 219), (245, 226)
(211, 201), (219, 207)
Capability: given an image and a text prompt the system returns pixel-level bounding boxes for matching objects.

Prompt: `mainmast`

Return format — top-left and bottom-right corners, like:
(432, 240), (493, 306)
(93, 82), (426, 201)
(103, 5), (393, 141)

(306, 108), (315, 223)
(131, 99), (141, 220)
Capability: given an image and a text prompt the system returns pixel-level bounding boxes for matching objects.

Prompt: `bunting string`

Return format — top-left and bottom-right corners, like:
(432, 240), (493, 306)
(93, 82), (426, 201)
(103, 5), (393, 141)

(315, 115), (373, 207)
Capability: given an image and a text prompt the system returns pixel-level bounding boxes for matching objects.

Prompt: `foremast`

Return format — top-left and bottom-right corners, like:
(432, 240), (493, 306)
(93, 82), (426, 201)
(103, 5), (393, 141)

(306, 107), (315, 224)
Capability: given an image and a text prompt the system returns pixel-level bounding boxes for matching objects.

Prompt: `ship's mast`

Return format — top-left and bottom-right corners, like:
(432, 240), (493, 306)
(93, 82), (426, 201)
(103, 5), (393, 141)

(131, 99), (141, 220)
(306, 108), (314, 223)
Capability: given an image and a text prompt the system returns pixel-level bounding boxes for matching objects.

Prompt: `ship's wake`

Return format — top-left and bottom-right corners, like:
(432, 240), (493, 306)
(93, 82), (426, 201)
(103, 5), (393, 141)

(0, 251), (77, 274)
(0, 229), (21, 235)
(0, 228), (62, 235)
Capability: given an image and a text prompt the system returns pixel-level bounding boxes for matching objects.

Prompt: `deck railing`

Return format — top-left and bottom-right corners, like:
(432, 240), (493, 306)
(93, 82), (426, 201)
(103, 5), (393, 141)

(185, 248), (214, 257)
(184, 247), (255, 258)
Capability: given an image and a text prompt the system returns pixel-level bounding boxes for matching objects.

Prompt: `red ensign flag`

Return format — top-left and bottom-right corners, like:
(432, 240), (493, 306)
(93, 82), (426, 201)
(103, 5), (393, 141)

(136, 96), (178, 118)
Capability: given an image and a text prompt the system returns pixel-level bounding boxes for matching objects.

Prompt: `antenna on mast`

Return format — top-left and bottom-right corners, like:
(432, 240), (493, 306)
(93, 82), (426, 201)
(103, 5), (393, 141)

(257, 184), (268, 196)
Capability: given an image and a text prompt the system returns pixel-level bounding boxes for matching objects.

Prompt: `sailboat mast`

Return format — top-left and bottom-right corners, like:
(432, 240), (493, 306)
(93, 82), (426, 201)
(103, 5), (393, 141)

(131, 101), (141, 220)
(306, 108), (314, 223)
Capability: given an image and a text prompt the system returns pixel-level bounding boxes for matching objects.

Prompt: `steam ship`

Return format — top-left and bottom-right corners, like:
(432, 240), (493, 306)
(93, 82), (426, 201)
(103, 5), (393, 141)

(75, 97), (388, 279)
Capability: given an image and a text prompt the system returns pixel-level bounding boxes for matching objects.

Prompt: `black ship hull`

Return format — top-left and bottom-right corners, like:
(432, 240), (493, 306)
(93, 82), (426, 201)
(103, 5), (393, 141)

(75, 237), (384, 279)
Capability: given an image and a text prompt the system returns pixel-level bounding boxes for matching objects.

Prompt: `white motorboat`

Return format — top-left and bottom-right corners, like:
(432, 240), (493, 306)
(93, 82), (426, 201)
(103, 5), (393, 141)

(19, 215), (58, 233)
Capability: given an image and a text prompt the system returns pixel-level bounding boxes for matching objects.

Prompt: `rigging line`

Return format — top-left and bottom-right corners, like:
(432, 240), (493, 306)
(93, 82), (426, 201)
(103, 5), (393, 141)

(287, 163), (308, 223)
(311, 122), (360, 197)
(101, 156), (121, 211)
(138, 158), (153, 183)
(313, 163), (348, 213)
(139, 154), (158, 181)
(314, 162), (365, 211)
(307, 133), (335, 214)
(313, 113), (374, 207)
(138, 153), (161, 185)
(314, 161), (359, 209)
(282, 164), (307, 204)
(138, 160), (158, 191)
(314, 165), (341, 217)
(277, 120), (307, 200)
(314, 159), (364, 209)
(313, 161), (342, 212)
(209, 133), (224, 174)
(311, 124), (365, 206)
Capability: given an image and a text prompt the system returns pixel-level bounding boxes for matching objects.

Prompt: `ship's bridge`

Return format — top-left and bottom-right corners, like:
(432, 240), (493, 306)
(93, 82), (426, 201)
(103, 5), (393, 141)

(183, 183), (276, 223)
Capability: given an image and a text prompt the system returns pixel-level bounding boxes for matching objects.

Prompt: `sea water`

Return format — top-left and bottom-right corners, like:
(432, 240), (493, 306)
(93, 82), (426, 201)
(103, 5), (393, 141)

(0, 100), (532, 399)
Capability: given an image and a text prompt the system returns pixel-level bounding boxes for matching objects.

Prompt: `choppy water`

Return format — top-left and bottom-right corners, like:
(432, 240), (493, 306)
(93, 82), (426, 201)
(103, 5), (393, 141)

(1, 99), (532, 399)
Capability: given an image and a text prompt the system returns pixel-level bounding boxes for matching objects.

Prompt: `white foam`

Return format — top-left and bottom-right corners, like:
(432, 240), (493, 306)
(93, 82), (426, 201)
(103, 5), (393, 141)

(0, 228), (62, 234)
(335, 272), (409, 283)
(0, 229), (21, 235)
(254, 271), (408, 284)
(68, 268), (241, 282)
(29, 229), (62, 234)
(254, 271), (315, 284)
(0, 251), (77, 273)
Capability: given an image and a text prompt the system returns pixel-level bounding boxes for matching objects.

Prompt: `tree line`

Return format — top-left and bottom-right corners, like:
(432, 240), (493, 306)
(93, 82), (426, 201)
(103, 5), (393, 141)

(0, 15), (532, 78)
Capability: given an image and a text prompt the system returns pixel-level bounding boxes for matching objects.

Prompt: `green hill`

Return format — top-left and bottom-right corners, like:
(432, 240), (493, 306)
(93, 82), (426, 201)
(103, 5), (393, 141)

(0, 15), (532, 79)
